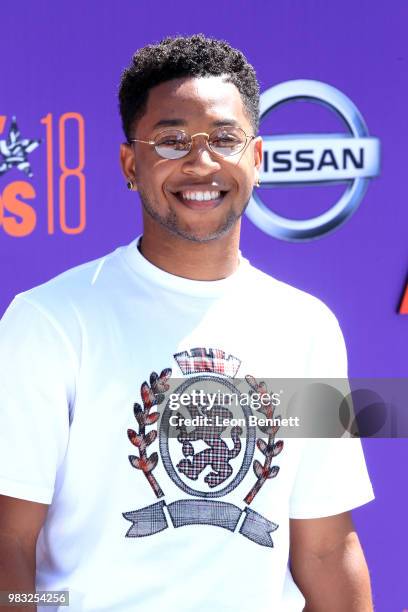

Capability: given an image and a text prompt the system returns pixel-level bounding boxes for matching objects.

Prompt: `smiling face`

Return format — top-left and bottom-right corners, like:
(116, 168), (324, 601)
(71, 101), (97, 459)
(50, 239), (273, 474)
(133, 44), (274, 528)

(120, 75), (262, 243)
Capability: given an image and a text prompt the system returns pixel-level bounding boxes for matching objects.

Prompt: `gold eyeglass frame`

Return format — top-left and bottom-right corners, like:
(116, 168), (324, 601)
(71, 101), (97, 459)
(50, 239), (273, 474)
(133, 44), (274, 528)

(129, 126), (255, 159)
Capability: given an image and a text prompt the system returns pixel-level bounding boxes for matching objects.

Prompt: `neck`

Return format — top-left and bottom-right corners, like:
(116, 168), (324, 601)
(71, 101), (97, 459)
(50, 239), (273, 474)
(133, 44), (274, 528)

(139, 220), (241, 281)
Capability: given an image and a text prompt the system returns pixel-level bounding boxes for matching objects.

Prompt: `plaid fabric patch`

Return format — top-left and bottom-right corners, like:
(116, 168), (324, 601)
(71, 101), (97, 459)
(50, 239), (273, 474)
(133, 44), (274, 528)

(239, 506), (278, 548)
(177, 415), (242, 488)
(123, 500), (168, 537)
(174, 347), (241, 377)
(168, 499), (242, 531)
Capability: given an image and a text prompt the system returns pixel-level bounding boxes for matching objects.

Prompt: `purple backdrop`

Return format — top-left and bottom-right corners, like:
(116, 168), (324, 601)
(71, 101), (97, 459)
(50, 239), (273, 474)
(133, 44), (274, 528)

(1, 1), (407, 609)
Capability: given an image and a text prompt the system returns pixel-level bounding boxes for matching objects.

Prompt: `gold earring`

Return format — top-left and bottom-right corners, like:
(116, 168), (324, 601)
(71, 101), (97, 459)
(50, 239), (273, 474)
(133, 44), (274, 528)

(255, 177), (260, 187)
(127, 180), (137, 191)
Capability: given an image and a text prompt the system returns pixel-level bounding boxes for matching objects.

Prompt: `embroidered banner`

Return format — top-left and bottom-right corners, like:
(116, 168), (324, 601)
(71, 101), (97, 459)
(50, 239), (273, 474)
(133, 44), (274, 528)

(123, 499), (278, 548)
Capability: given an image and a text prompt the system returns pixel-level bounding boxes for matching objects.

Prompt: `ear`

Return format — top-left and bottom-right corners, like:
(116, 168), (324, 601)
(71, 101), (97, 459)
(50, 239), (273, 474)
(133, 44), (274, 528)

(253, 136), (263, 171)
(120, 143), (136, 181)
(254, 136), (262, 186)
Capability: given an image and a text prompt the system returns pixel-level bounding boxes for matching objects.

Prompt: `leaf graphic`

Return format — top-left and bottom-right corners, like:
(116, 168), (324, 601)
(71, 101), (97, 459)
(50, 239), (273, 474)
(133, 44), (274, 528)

(141, 382), (155, 409)
(245, 375), (258, 391)
(127, 429), (145, 450)
(159, 367), (172, 385)
(151, 368), (172, 393)
(253, 459), (264, 479)
(133, 403), (143, 418)
(144, 430), (157, 446)
(258, 382), (267, 394)
(256, 439), (268, 455)
(272, 440), (284, 457)
(145, 412), (159, 425)
(268, 465), (280, 479)
(150, 371), (159, 387)
(145, 452), (159, 472)
(129, 455), (142, 470)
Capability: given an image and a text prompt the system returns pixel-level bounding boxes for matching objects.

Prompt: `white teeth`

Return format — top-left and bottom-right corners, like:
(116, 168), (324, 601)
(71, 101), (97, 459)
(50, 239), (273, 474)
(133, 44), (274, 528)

(180, 190), (221, 201)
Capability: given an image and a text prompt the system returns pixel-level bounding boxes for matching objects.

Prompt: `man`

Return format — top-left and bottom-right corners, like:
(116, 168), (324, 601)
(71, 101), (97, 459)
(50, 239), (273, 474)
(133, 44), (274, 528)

(0, 35), (374, 611)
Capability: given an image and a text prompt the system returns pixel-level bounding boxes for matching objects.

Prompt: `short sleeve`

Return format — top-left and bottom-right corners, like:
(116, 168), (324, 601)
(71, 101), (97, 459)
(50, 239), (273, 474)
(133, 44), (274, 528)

(289, 437), (374, 518)
(290, 302), (375, 518)
(0, 297), (76, 504)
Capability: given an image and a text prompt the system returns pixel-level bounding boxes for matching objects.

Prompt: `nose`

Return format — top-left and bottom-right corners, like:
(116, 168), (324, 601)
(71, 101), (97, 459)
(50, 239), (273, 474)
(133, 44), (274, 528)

(181, 136), (222, 176)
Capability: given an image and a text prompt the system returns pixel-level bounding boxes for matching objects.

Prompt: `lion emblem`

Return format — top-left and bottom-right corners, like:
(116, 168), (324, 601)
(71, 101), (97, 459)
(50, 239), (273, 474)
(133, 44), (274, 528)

(176, 404), (242, 488)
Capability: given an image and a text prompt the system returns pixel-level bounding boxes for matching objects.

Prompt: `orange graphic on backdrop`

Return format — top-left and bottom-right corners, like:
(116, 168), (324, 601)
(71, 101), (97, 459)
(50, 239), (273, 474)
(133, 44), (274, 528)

(0, 181), (36, 237)
(399, 284), (408, 315)
(0, 113), (86, 237)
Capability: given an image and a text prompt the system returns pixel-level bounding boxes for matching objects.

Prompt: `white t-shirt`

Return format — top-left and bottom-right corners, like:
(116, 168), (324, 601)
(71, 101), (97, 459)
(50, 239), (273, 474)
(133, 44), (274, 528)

(0, 239), (374, 612)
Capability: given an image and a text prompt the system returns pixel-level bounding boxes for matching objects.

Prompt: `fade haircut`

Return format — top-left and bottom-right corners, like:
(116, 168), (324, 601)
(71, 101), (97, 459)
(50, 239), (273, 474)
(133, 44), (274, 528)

(119, 34), (260, 141)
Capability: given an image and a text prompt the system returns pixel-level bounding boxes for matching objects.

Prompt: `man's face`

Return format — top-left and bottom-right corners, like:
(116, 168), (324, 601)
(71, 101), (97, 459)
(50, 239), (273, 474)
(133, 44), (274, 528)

(120, 75), (262, 243)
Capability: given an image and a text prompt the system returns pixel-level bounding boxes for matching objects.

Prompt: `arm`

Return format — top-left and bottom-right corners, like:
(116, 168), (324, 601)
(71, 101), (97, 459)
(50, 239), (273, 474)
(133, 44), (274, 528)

(290, 512), (373, 612)
(0, 495), (48, 612)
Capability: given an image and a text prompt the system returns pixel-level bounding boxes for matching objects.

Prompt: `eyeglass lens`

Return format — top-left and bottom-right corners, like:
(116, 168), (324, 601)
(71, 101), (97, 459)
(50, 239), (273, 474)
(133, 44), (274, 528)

(154, 126), (247, 159)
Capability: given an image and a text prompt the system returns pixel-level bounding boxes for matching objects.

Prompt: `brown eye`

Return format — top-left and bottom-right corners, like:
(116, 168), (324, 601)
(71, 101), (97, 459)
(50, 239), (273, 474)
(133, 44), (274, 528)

(154, 131), (191, 159)
(209, 127), (247, 156)
(212, 136), (240, 147)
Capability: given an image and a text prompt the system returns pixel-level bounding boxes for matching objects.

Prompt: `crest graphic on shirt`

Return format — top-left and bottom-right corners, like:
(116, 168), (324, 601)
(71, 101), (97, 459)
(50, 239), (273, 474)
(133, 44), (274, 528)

(123, 348), (284, 548)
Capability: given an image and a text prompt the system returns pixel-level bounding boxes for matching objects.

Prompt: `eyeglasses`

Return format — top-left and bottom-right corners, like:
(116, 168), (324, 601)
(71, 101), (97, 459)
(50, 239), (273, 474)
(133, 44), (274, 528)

(129, 126), (255, 160)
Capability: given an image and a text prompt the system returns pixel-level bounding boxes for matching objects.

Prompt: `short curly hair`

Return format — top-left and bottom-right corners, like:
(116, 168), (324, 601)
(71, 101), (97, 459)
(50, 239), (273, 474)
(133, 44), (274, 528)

(119, 34), (260, 141)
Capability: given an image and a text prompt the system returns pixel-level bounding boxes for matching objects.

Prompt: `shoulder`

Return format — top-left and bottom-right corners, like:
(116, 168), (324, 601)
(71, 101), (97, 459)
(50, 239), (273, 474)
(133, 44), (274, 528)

(2, 243), (132, 356)
(243, 262), (341, 331)
(14, 243), (129, 317)
(241, 261), (347, 376)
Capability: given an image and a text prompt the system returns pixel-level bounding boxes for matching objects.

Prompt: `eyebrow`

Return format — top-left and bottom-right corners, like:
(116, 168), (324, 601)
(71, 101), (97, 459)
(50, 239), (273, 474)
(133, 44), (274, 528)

(152, 118), (241, 129)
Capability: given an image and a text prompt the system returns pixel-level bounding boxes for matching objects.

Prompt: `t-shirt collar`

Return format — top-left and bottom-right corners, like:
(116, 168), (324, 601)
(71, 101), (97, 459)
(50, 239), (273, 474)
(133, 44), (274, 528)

(121, 235), (249, 297)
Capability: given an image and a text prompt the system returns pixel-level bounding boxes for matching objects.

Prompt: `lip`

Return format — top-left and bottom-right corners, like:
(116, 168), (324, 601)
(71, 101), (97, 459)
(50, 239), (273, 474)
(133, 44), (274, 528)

(179, 195), (225, 210)
(171, 191), (227, 211)
(168, 184), (229, 210)
(170, 183), (229, 192)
